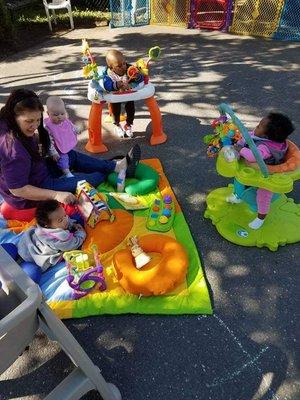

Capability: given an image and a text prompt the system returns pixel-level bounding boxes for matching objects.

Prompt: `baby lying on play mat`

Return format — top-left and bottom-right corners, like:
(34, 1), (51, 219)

(227, 112), (295, 229)
(17, 200), (86, 270)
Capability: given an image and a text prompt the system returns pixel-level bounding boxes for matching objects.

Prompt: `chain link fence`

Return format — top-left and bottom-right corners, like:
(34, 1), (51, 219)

(229, 0), (285, 38)
(150, 0), (190, 27)
(189, 0), (232, 31)
(109, 0), (150, 27)
(273, 0), (300, 41)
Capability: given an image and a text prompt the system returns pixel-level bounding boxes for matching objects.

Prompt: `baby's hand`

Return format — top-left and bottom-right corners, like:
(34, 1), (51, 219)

(52, 154), (60, 162)
(233, 143), (243, 152)
(73, 223), (84, 231)
(117, 81), (130, 91)
(74, 126), (81, 135)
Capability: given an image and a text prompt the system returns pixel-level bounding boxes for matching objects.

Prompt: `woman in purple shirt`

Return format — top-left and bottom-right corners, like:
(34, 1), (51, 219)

(0, 89), (140, 221)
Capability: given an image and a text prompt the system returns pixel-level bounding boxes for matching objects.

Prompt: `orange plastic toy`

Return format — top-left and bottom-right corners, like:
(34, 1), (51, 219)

(113, 234), (188, 296)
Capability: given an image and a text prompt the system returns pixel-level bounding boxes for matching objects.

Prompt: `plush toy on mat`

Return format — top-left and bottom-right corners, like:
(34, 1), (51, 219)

(64, 245), (106, 300)
(128, 236), (151, 269)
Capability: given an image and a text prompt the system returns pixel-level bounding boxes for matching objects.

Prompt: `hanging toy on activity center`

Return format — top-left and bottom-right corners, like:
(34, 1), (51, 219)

(134, 46), (161, 85)
(81, 39), (104, 96)
(203, 115), (242, 160)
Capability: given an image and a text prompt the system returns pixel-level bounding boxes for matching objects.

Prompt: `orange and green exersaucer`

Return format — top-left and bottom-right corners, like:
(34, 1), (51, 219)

(205, 103), (300, 251)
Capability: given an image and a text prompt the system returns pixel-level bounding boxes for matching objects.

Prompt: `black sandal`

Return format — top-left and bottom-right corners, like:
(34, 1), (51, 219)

(126, 144), (141, 178)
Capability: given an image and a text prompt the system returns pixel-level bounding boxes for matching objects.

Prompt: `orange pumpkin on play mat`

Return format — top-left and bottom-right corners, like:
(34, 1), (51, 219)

(83, 209), (134, 253)
(113, 234), (188, 296)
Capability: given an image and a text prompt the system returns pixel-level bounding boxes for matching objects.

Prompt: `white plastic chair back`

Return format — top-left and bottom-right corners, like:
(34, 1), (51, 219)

(42, 0), (74, 31)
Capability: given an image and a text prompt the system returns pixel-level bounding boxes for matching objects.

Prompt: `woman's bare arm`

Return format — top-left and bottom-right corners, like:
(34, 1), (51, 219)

(10, 185), (76, 204)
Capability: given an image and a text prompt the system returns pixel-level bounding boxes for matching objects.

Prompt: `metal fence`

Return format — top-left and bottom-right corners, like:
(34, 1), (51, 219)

(150, 0), (190, 27)
(273, 0), (300, 41)
(109, 0), (150, 27)
(189, 0), (233, 31)
(73, 0), (110, 11)
(69, 0), (300, 41)
(229, 0), (285, 38)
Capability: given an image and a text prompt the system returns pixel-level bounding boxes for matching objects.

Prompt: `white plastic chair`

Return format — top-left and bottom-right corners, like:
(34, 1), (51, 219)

(0, 246), (122, 400)
(43, 0), (74, 32)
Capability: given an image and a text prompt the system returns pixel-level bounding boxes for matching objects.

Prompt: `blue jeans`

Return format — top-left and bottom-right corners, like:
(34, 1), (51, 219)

(41, 150), (116, 192)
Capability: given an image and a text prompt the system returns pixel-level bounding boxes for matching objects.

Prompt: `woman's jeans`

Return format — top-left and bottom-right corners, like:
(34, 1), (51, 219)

(41, 150), (116, 192)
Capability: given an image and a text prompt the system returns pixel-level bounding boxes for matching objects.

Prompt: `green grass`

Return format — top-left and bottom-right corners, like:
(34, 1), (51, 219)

(0, 4), (111, 59)
(16, 4), (110, 26)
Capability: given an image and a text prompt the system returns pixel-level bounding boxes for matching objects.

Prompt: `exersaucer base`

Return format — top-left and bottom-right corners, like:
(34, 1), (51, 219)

(85, 141), (108, 154)
(205, 186), (300, 251)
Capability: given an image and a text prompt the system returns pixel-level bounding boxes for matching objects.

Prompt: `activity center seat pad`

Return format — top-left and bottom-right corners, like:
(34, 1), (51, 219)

(0, 159), (212, 319)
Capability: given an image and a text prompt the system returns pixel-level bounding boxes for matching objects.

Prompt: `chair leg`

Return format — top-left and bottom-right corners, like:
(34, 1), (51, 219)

(38, 302), (121, 400)
(52, 9), (57, 25)
(44, 6), (52, 31)
(67, 5), (74, 29)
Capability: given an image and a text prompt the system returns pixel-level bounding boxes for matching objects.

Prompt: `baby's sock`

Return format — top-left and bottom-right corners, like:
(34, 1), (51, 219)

(249, 217), (265, 230)
(64, 171), (74, 178)
(115, 157), (127, 173)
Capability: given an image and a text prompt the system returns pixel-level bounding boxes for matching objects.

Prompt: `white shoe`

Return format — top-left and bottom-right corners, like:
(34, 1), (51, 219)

(226, 193), (242, 204)
(114, 124), (125, 138)
(124, 124), (133, 138)
(249, 217), (265, 230)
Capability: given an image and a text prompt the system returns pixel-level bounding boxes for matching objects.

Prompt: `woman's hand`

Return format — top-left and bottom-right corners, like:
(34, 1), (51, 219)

(54, 191), (77, 204)
(52, 154), (60, 162)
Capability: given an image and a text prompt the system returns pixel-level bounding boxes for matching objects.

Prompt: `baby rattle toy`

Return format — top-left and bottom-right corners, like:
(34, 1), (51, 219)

(64, 244), (106, 300)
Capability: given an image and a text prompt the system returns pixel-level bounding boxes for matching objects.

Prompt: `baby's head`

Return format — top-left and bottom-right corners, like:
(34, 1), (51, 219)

(254, 113), (294, 143)
(46, 96), (67, 125)
(106, 49), (127, 76)
(36, 200), (69, 230)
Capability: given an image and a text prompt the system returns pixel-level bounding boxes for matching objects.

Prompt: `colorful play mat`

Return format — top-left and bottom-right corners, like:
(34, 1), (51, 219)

(0, 159), (212, 319)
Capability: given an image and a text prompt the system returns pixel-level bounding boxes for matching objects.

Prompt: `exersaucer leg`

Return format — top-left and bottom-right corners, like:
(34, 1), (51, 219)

(145, 96), (167, 146)
(86, 102), (108, 153)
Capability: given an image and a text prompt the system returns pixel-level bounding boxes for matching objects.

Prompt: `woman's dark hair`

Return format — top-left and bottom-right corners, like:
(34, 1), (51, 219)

(0, 89), (50, 160)
(36, 199), (60, 227)
(265, 113), (295, 142)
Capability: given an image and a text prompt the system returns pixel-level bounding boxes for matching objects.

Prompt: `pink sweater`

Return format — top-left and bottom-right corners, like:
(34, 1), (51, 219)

(239, 134), (287, 163)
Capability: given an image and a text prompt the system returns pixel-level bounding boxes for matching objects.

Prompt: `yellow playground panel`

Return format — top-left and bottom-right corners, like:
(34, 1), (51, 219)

(150, 0), (190, 27)
(230, 0), (285, 38)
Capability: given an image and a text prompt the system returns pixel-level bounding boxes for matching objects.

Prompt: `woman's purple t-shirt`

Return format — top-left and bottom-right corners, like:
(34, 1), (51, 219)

(0, 120), (49, 209)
